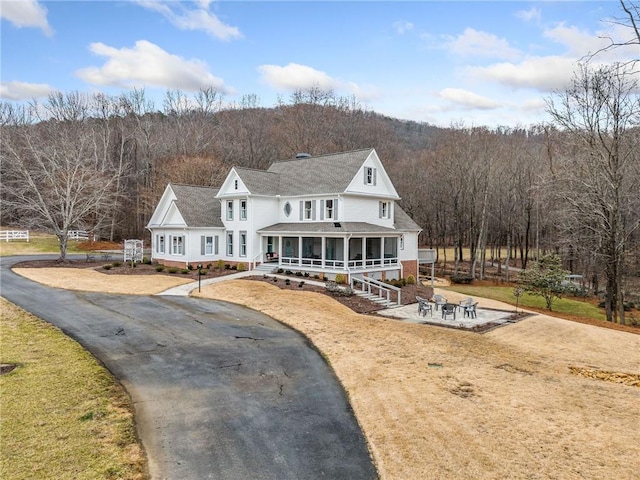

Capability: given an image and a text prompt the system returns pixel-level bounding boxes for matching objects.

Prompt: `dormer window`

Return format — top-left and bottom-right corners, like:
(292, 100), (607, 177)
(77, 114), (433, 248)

(365, 167), (376, 185)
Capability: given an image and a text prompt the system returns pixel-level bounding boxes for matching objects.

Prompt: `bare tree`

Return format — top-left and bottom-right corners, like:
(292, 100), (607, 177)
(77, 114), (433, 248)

(1, 96), (123, 260)
(545, 62), (640, 324)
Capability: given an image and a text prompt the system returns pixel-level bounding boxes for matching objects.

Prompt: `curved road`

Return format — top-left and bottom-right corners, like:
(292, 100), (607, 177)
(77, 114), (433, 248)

(1, 256), (377, 480)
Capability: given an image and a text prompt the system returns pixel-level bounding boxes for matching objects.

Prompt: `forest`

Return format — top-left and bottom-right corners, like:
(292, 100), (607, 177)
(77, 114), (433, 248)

(1, 61), (639, 324)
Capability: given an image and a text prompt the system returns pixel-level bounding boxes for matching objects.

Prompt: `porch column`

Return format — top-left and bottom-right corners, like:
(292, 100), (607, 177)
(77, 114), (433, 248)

(321, 237), (326, 268)
(344, 237), (349, 266)
(298, 237), (303, 266)
(362, 237), (367, 265)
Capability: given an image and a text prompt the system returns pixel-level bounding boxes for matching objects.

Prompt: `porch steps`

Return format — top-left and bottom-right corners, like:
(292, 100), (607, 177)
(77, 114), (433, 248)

(354, 291), (390, 305)
(252, 263), (278, 273)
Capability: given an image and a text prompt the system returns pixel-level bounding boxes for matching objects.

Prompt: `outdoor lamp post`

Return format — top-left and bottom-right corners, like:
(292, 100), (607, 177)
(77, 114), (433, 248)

(197, 263), (203, 292)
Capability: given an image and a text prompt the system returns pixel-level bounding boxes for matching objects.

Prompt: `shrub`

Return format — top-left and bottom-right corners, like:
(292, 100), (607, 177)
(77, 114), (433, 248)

(155, 265), (165, 272)
(335, 273), (345, 284)
(112, 261), (121, 267)
(237, 263), (246, 272)
(102, 264), (112, 270)
(143, 257), (152, 265)
(180, 269), (190, 274)
(167, 267), (178, 274)
(406, 274), (416, 285)
(187, 263), (194, 270)
(285, 270), (293, 276)
(304, 272), (310, 277)
(299, 281), (305, 288)
(450, 275), (474, 284)
(285, 279), (291, 285)
(198, 269), (207, 276)
(231, 265), (237, 270)
(295, 271), (303, 277)
(217, 260), (225, 270)
(277, 268), (284, 274)
(273, 277), (278, 283)
(207, 263), (213, 269)
(313, 274), (319, 279)
(224, 264), (231, 270)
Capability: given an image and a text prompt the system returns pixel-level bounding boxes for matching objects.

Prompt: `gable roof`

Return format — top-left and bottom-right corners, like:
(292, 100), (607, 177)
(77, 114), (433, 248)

(233, 167), (280, 196)
(266, 148), (373, 196)
(170, 184), (223, 228)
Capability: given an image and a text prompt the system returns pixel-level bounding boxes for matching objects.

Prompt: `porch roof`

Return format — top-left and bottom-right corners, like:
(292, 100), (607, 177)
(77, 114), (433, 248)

(257, 222), (399, 235)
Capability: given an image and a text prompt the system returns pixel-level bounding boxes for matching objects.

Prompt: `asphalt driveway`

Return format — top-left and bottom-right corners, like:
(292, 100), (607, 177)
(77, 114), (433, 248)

(1, 256), (377, 479)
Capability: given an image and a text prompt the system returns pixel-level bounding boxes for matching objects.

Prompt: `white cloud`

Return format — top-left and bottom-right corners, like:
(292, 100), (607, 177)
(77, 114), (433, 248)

(135, 0), (241, 41)
(437, 88), (501, 110)
(515, 7), (541, 23)
(76, 40), (234, 94)
(258, 63), (339, 91)
(0, 0), (53, 36)
(442, 28), (521, 61)
(393, 20), (414, 35)
(467, 56), (578, 92)
(0, 80), (54, 100)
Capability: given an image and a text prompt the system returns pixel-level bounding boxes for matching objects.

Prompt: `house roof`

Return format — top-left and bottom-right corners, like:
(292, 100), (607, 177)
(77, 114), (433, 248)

(258, 222), (399, 235)
(233, 167), (280, 196)
(170, 184), (223, 228)
(394, 205), (421, 231)
(266, 148), (373, 196)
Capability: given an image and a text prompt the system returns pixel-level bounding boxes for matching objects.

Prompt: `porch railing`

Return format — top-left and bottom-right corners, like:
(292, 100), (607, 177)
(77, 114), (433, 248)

(350, 276), (401, 307)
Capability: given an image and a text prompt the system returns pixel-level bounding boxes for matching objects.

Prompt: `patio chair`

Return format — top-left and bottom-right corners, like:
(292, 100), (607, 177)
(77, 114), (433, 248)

(416, 296), (432, 317)
(464, 302), (478, 319)
(432, 294), (447, 311)
(441, 303), (456, 321)
(458, 297), (474, 311)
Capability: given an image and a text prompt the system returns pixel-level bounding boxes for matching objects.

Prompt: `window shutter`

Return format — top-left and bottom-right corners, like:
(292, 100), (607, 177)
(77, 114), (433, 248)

(320, 200), (325, 220)
(201, 236), (205, 255)
(214, 235), (219, 255)
(373, 168), (377, 186)
(363, 168), (367, 184)
(299, 201), (303, 220)
(379, 201), (383, 218)
(312, 200), (316, 220)
(334, 198), (339, 220)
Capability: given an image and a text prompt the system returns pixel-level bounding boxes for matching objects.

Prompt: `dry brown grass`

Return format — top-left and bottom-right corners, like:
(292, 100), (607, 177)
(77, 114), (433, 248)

(196, 280), (640, 480)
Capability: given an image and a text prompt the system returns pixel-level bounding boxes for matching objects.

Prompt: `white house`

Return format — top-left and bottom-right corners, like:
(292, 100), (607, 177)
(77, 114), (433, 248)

(147, 148), (421, 281)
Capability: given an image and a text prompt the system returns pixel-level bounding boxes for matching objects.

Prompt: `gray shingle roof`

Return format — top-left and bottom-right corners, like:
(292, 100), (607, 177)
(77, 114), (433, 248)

(266, 148), (373, 195)
(257, 222), (398, 234)
(394, 205), (421, 231)
(170, 184), (223, 228)
(234, 167), (280, 195)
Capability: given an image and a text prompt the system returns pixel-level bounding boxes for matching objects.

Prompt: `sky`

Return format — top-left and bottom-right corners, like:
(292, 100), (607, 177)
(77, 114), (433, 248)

(1, 0), (637, 127)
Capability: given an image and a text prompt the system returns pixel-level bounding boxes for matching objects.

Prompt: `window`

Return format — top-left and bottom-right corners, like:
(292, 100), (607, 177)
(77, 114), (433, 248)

(365, 166), (376, 185)
(171, 235), (184, 255)
(227, 232), (233, 256)
(379, 201), (391, 219)
(234, 179), (238, 190)
(240, 200), (247, 220)
(227, 200), (233, 221)
(205, 236), (213, 255)
(240, 232), (247, 257)
(325, 199), (333, 219)
(304, 200), (312, 220)
(158, 235), (165, 254)
(284, 202), (292, 217)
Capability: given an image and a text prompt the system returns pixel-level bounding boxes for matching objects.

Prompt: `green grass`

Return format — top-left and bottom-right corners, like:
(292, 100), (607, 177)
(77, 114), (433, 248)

(0, 299), (146, 480)
(0, 233), (85, 257)
(442, 285), (608, 322)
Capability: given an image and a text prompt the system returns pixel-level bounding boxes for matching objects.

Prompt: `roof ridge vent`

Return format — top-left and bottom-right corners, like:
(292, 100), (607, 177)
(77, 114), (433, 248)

(295, 153), (312, 159)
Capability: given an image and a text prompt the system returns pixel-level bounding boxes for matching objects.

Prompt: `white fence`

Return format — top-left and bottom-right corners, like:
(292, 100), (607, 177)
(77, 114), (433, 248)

(1, 230), (29, 242)
(67, 230), (89, 240)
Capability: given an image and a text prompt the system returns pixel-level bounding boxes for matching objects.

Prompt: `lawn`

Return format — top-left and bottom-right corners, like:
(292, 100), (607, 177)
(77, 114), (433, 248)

(0, 233), (85, 257)
(0, 299), (146, 480)
(443, 284), (608, 321)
